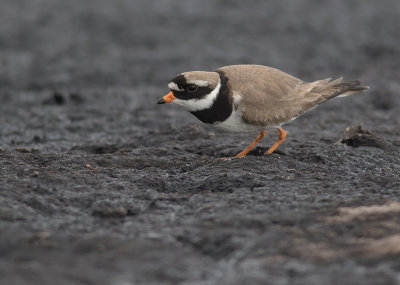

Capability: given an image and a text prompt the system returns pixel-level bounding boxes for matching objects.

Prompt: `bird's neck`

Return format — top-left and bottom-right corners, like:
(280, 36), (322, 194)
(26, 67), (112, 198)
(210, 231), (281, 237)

(190, 71), (232, 124)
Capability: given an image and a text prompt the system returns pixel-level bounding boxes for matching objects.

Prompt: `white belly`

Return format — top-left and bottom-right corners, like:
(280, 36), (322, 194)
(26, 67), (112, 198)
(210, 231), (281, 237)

(207, 108), (265, 133)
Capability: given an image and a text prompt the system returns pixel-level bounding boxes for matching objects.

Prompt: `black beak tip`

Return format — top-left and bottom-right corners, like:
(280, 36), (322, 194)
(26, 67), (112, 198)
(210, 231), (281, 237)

(157, 98), (166, 104)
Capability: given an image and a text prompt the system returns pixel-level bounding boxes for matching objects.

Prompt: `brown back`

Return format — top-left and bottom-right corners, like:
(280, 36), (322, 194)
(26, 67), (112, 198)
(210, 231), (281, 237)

(216, 65), (368, 126)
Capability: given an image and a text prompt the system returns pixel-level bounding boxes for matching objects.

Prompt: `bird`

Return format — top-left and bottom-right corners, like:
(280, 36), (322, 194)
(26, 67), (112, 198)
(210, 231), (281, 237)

(157, 64), (369, 159)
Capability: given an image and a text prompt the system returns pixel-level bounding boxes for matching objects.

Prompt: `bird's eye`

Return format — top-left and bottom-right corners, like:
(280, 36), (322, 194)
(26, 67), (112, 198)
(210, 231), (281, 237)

(185, 84), (198, 92)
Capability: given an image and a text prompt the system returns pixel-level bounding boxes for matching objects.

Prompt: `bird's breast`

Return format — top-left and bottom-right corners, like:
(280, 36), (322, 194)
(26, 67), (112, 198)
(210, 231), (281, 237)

(208, 108), (265, 133)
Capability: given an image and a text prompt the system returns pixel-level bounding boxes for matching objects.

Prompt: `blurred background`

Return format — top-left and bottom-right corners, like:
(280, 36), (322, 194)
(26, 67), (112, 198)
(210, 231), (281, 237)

(1, 0), (399, 91)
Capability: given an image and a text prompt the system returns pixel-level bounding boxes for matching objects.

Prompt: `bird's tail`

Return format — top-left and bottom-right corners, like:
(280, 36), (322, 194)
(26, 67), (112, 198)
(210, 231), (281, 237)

(299, 77), (369, 105)
(331, 79), (369, 98)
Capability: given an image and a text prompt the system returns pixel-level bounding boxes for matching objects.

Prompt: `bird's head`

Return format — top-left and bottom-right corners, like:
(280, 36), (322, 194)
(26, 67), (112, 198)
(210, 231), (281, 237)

(157, 71), (221, 112)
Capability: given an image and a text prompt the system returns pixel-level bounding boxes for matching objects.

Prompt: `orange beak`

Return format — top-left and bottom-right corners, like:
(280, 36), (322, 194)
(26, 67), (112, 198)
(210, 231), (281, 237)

(157, 91), (176, 104)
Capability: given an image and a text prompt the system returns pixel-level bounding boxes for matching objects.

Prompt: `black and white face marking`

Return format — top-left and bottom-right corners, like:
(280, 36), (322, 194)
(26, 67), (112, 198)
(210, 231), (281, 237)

(165, 71), (233, 124)
(168, 75), (221, 112)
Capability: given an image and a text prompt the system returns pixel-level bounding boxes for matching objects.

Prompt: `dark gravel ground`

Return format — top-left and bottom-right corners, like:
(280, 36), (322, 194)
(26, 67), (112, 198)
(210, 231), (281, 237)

(1, 1), (400, 284)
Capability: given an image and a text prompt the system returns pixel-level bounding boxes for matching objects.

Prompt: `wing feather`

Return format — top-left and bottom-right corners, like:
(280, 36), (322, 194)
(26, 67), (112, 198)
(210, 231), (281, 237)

(216, 65), (368, 127)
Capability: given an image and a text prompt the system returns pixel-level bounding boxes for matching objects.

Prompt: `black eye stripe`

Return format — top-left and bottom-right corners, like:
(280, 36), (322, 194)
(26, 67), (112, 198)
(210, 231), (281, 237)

(173, 86), (213, 100)
(169, 74), (213, 99)
(185, 84), (198, 92)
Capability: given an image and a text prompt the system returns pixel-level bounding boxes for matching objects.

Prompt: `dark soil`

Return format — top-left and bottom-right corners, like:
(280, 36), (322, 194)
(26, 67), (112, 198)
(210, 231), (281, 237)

(1, 1), (400, 284)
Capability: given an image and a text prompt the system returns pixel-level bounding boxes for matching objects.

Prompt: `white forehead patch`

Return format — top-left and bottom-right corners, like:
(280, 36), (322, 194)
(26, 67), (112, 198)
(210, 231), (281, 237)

(186, 80), (209, 87)
(173, 79), (221, 112)
(168, 82), (183, 91)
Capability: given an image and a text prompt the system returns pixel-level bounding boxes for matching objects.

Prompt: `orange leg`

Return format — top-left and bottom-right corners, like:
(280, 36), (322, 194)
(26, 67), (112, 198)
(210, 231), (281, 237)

(222, 130), (266, 160)
(265, 127), (287, 154)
